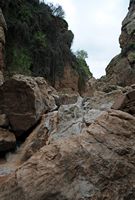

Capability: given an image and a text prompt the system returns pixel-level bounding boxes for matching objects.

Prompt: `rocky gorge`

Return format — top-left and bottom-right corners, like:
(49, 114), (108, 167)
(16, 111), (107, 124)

(0, 0), (135, 200)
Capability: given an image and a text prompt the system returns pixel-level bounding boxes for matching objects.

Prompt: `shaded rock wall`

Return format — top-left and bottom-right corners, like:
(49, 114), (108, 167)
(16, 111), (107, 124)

(55, 64), (79, 92)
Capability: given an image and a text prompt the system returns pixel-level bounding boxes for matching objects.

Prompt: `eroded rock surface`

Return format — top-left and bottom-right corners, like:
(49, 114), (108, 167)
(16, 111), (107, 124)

(0, 110), (135, 200)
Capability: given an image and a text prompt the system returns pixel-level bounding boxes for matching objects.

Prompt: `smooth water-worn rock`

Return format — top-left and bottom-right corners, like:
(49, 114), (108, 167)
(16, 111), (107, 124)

(0, 110), (135, 200)
(83, 109), (104, 125)
(0, 128), (16, 152)
(49, 97), (84, 141)
(16, 95), (109, 162)
(6, 91), (117, 164)
(48, 96), (102, 143)
(0, 75), (57, 135)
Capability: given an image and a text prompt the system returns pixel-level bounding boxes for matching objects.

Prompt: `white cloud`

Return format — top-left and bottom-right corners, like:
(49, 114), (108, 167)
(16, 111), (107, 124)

(45, 0), (129, 78)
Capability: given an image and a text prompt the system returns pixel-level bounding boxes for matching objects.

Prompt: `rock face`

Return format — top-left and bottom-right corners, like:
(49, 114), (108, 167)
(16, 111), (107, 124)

(0, 75), (57, 135)
(0, 110), (135, 200)
(55, 64), (79, 92)
(105, 0), (135, 86)
(0, 128), (16, 152)
(80, 78), (96, 97)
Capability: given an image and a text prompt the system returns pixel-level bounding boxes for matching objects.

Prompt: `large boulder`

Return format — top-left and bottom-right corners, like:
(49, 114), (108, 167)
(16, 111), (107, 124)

(0, 110), (135, 199)
(0, 75), (57, 135)
(0, 128), (16, 152)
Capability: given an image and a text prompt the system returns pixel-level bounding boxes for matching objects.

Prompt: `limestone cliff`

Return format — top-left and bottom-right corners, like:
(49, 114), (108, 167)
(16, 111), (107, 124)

(105, 0), (135, 86)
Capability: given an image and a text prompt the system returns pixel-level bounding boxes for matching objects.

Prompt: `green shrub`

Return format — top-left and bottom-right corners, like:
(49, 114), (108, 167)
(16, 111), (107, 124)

(74, 50), (93, 90)
(10, 47), (32, 75)
(33, 31), (47, 48)
(75, 50), (92, 78)
(19, 5), (32, 23)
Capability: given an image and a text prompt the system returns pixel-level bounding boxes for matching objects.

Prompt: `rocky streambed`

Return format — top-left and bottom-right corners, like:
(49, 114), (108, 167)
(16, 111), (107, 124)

(0, 74), (135, 199)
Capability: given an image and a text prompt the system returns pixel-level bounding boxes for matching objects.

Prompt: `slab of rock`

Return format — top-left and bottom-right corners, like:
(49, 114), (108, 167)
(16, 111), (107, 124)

(82, 89), (122, 111)
(0, 110), (135, 199)
(18, 111), (58, 162)
(83, 109), (104, 126)
(112, 89), (135, 115)
(0, 75), (57, 135)
(48, 97), (85, 142)
(0, 128), (16, 152)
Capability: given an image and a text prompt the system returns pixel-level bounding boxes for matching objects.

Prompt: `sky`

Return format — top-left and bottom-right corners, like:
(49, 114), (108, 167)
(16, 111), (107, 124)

(45, 0), (129, 78)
